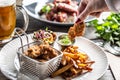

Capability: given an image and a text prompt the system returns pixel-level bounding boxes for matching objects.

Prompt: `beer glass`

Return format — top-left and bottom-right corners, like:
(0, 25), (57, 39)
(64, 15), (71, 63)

(0, 0), (29, 44)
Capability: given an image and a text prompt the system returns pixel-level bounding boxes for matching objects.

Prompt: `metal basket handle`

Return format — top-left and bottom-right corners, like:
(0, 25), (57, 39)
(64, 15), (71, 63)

(15, 27), (30, 53)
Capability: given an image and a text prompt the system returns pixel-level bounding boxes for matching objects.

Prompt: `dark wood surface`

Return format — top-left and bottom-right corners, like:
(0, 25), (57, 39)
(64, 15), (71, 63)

(0, 14), (115, 80)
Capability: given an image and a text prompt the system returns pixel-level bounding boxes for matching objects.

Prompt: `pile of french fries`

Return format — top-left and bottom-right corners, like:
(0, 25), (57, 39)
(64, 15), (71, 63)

(51, 46), (95, 80)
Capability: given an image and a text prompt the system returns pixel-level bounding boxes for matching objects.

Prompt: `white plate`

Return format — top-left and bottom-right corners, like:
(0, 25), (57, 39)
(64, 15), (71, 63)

(0, 33), (108, 80)
(22, 0), (95, 26)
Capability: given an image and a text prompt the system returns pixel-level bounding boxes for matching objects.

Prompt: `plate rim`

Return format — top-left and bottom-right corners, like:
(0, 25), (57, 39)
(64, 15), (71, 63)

(22, 0), (95, 26)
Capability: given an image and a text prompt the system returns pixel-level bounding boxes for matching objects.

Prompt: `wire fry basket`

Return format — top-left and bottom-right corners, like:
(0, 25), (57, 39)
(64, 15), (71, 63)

(16, 29), (63, 80)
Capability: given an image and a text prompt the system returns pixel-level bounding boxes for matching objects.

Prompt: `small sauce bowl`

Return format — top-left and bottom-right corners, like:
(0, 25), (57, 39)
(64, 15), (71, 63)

(57, 34), (75, 51)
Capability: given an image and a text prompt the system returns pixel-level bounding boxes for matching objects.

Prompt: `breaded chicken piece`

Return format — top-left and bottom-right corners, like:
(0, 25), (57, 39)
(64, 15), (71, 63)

(68, 22), (85, 40)
(68, 26), (76, 41)
(74, 22), (85, 36)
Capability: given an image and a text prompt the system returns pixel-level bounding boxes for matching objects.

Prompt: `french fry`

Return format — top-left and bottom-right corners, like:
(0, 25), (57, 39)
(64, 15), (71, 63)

(70, 67), (78, 75)
(78, 63), (87, 67)
(51, 63), (73, 78)
(51, 46), (95, 79)
(74, 68), (83, 75)
(65, 56), (71, 62)
(71, 59), (78, 68)
(79, 53), (88, 59)
(64, 53), (79, 59)
(61, 55), (67, 66)
(85, 61), (95, 64)
(86, 61), (95, 67)
(83, 67), (93, 72)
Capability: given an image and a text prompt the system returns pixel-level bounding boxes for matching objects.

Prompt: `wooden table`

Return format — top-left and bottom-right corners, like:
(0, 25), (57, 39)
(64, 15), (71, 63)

(0, 14), (116, 80)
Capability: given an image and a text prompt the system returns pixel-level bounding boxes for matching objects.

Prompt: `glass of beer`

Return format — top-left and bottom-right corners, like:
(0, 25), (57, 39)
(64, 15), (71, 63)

(0, 0), (29, 44)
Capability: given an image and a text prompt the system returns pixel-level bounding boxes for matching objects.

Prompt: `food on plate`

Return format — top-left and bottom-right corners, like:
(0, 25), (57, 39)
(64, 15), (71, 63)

(68, 22), (86, 40)
(24, 44), (59, 62)
(58, 34), (75, 46)
(51, 46), (95, 79)
(18, 42), (63, 79)
(39, 0), (79, 23)
(51, 62), (73, 77)
(33, 29), (56, 45)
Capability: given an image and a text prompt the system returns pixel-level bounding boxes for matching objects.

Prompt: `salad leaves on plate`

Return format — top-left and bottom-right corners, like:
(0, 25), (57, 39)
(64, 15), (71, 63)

(87, 13), (120, 46)
(39, 3), (54, 14)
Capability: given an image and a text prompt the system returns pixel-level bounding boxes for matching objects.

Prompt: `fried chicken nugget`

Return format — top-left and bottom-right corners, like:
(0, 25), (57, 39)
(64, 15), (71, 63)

(74, 22), (85, 36)
(68, 27), (76, 41)
(68, 22), (86, 40)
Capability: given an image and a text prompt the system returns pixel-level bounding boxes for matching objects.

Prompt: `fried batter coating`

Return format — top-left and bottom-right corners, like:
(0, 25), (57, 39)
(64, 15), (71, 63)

(68, 27), (76, 41)
(68, 22), (86, 40)
(74, 22), (85, 36)
(24, 44), (58, 61)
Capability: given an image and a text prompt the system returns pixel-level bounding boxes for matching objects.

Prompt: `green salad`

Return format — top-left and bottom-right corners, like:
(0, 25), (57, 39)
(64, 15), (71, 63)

(39, 3), (54, 15)
(87, 13), (120, 46)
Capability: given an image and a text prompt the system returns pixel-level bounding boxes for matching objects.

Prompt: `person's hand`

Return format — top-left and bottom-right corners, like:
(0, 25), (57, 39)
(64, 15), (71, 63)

(76, 0), (110, 23)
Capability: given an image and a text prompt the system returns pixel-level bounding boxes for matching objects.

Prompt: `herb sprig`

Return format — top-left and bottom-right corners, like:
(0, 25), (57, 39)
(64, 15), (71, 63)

(87, 13), (120, 46)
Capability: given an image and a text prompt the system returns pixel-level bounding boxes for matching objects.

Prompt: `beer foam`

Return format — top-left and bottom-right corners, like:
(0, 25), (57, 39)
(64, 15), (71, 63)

(0, 0), (15, 7)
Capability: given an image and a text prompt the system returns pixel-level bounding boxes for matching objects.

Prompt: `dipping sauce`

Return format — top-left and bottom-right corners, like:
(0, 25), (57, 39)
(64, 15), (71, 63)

(58, 34), (74, 46)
